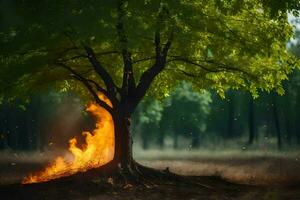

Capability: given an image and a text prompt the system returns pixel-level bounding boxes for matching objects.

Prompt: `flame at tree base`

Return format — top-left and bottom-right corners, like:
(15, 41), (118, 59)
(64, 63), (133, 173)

(23, 94), (115, 184)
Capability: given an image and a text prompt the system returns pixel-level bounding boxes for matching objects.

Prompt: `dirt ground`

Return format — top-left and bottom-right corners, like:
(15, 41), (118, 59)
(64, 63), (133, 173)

(0, 151), (300, 200)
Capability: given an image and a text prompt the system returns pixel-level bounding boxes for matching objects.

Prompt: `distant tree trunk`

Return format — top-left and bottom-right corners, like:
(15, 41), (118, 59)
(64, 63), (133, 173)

(15, 108), (30, 150)
(297, 126), (300, 146)
(0, 104), (7, 149)
(7, 106), (19, 150)
(227, 91), (235, 138)
(248, 97), (255, 145)
(158, 112), (168, 150)
(283, 86), (292, 145)
(26, 108), (35, 151)
(173, 130), (179, 149)
(142, 136), (149, 150)
(295, 93), (300, 145)
(191, 133), (200, 149)
(272, 94), (282, 150)
(285, 115), (292, 145)
(25, 96), (42, 150)
(141, 125), (150, 150)
(157, 128), (164, 149)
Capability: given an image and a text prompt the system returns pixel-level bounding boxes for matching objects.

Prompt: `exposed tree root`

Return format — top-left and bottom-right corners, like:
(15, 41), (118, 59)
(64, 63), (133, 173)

(20, 160), (231, 199)
(133, 161), (214, 189)
(23, 160), (208, 188)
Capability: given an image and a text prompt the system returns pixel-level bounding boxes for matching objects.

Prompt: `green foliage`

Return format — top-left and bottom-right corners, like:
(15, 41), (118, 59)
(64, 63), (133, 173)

(132, 98), (164, 149)
(163, 82), (212, 133)
(137, 98), (163, 125)
(0, 0), (299, 101)
(133, 82), (212, 148)
(261, 0), (300, 17)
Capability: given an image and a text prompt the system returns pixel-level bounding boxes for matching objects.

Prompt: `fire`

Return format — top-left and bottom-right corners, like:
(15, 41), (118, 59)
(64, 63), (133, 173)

(23, 93), (114, 184)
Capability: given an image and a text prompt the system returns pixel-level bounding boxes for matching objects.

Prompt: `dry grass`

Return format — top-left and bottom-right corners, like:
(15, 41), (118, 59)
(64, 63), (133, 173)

(135, 149), (300, 185)
(0, 150), (300, 199)
(0, 149), (300, 186)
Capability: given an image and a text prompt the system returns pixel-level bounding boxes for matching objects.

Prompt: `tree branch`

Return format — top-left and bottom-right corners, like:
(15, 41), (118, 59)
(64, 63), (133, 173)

(59, 54), (87, 63)
(56, 63), (115, 115)
(162, 31), (174, 56)
(133, 30), (174, 111)
(167, 57), (222, 73)
(117, 0), (136, 97)
(94, 50), (120, 57)
(84, 46), (117, 95)
(168, 56), (258, 80)
(155, 30), (161, 57)
(85, 79), (111, 99)
(132, 56), (156, 64)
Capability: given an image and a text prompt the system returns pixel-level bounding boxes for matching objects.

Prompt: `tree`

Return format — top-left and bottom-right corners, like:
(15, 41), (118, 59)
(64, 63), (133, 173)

(1, 0), (299, 180)
(161, 82), (211, 149)
(133, 98), (163, 150)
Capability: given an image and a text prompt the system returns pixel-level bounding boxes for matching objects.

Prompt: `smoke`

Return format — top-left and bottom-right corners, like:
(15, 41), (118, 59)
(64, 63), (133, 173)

(40, 96), (95, 151)
(0, 151), (54, 184)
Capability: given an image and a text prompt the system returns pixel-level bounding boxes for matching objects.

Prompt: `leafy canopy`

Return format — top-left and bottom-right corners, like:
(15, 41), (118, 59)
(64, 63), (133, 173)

(0, 0), (299, 101)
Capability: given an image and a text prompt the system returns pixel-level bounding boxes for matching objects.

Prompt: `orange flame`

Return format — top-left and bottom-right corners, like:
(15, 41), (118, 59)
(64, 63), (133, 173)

(22, 93), (114, 184)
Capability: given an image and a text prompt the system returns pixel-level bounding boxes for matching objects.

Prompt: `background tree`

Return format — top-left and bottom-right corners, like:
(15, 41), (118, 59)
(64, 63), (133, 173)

(161, 82), (211, 149)
(132, 98), (163, 150)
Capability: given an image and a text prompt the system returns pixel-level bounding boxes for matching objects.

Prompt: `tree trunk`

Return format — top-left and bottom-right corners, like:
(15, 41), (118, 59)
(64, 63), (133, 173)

(191, 134), (200, 149)
(285, 116), (292, 145)
(157, 129), (164, 150)
(284, 87), (292, 145)
(141, 124), (151, 150)
(158, 115), (167, 150)
(248, 97), (255, 145)
(173, 130), (179, 149)
(295, 92), (300, 146)
(111, 112), (133, 171)
(227, 91), (235, 138)
(272, 94), (282, 150)
(141, 132), (149, 150)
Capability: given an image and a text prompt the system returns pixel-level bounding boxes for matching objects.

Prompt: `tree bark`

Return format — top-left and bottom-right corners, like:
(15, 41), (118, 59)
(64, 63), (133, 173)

(111, 110), (133, 171)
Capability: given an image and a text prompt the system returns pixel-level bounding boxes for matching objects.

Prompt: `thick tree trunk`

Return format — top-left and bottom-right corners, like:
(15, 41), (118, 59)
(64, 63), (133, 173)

(111, 111), (134, 171)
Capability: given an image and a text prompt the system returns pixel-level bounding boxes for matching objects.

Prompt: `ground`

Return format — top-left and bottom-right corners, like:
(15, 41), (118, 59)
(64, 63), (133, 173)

(0, 150), (300, 200)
